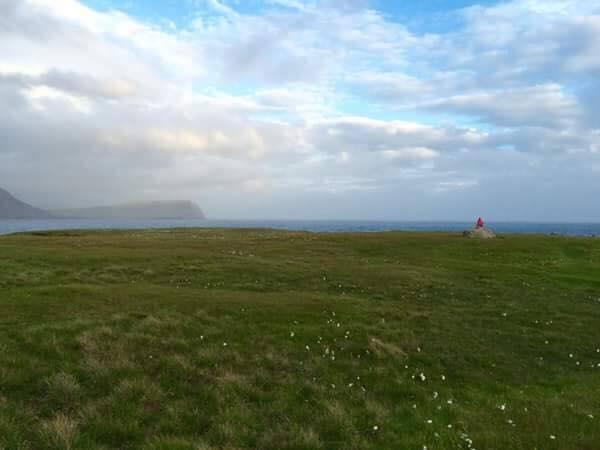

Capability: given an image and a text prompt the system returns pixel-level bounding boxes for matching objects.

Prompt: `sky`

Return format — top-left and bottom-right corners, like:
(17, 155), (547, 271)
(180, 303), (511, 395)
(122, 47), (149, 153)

(1, 0), (600, 221)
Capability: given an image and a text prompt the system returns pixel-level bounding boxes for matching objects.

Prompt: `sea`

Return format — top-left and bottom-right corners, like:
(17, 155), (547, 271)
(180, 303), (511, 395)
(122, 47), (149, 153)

(1, 219), (600, 236)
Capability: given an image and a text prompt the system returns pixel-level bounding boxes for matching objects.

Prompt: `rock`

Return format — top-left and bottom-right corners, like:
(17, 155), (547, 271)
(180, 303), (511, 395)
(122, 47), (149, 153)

(464, 226), (496, 239)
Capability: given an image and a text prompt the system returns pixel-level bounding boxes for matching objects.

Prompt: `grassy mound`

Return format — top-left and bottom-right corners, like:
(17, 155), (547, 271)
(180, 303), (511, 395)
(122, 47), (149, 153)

(0, 229), (599, 449)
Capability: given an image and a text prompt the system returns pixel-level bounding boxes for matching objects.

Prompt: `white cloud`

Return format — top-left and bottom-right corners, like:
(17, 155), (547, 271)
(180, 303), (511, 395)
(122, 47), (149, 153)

(382, 147), (439, 161)
(422, 84), (581, 128)
(1, 0), (600, 220)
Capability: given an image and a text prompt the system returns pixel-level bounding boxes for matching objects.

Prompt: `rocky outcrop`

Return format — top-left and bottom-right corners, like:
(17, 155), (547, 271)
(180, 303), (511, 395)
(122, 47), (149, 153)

(463, 226), (496, 239)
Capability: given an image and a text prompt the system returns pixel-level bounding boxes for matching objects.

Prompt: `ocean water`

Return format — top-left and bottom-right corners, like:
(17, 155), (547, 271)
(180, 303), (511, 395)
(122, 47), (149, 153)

(1, 219), (600, 236)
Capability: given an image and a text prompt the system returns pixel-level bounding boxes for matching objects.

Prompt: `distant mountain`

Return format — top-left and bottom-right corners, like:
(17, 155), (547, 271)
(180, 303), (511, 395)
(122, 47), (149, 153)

(0, 188), (54, 219)
(0, 187), (207, 220)
(51, 200), (206, 220)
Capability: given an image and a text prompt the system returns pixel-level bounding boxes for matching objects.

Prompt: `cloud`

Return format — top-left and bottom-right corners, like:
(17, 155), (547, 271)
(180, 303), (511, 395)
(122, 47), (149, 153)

(347, 71), (432, 103)
(421, 84), (581, 128)
(455, 1), (600, 80)
(1, 0), (599, 220)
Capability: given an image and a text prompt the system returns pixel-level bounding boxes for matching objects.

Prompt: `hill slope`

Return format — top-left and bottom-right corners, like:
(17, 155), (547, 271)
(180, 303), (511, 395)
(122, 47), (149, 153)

(52, 200), (206, 220)
(0, 187), (53, 219)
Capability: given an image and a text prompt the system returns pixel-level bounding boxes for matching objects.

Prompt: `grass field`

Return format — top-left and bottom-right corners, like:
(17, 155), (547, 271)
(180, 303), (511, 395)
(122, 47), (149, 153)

(0, 229), (599, 450)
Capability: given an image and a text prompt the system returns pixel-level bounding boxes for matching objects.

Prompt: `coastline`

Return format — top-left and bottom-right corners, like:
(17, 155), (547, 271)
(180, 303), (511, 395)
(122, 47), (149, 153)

(1, 219), (600, 237)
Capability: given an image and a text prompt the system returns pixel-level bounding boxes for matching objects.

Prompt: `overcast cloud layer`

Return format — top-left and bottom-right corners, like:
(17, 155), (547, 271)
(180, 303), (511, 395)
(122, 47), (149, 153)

(1, 0), (599, 220)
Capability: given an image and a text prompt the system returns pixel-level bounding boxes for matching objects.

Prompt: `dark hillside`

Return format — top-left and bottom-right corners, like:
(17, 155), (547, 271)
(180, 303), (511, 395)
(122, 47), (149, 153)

(0, 187), (53, 219)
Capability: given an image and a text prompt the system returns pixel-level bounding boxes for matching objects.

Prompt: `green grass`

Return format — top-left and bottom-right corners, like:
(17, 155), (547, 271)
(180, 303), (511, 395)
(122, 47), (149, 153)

(0, 228), (599, 449)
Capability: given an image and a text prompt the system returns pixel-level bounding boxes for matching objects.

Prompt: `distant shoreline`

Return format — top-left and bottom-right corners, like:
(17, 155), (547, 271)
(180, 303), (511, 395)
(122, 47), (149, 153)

(1, 219), (599, 237)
